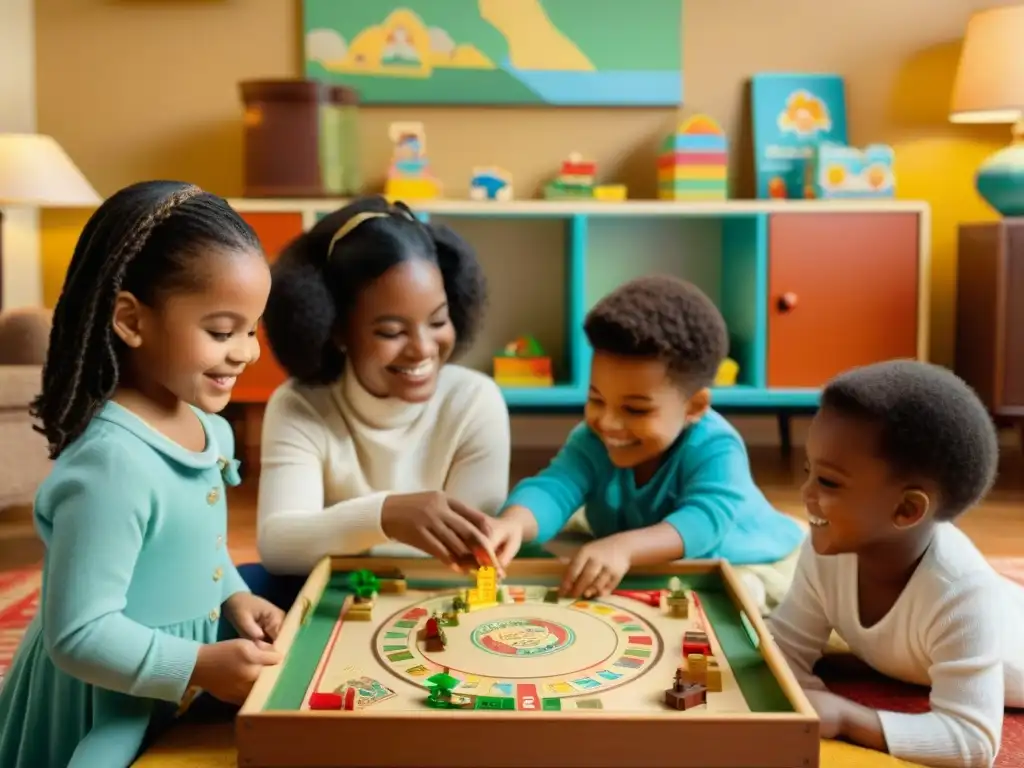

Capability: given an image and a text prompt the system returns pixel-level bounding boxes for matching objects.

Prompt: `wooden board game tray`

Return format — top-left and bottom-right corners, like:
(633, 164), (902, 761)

(237, 556), (819, 767)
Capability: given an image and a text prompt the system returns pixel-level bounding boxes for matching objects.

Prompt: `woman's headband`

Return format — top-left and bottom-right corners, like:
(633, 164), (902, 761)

(326, 205), (418, 258)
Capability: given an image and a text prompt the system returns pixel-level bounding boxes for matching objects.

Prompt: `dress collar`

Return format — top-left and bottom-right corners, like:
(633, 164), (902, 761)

(96, 400), (224, 472)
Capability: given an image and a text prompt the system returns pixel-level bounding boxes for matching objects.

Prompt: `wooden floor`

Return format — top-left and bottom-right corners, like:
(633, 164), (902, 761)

(2, 447), (1024, 572)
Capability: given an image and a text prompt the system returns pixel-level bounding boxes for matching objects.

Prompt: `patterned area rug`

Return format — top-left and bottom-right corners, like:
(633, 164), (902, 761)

(3, 560), (1024, 767)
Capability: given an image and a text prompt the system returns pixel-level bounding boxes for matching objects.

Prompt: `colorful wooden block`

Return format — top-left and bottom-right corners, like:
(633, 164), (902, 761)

(493, 335), (554, 387)
(470, 166), (513, 201)
(383, 121), (442, 201)
(806, 142), (895, 200)
(657, 114), (729, 201)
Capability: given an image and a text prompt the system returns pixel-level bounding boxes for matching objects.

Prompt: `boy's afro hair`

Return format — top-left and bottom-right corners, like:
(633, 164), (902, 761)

(583, 274), (728, 389)
(821, 360), (999, 519)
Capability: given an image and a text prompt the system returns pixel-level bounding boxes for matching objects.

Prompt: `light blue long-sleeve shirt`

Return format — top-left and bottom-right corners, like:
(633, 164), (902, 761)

(503, 410), (804, 563)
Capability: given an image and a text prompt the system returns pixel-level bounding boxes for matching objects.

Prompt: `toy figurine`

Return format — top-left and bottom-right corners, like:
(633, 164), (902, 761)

(665, 668), (707, 710)
(383, 122), (442, 200)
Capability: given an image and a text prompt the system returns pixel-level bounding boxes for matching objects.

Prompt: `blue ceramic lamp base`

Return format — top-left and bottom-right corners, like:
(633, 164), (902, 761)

(976, 121), (1024, 217)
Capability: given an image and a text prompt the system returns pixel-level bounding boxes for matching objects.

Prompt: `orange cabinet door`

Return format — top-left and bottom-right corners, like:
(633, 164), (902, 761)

(767, 213), (920, 388)
(233, 212), (305, 403)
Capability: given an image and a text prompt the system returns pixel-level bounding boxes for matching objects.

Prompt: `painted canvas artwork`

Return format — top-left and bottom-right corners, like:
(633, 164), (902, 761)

(302, 0), (683, 106)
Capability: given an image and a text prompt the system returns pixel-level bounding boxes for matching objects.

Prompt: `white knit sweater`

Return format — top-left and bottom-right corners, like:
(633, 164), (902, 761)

(256, 363), (511, 574)
(767, 525), (1024, 768)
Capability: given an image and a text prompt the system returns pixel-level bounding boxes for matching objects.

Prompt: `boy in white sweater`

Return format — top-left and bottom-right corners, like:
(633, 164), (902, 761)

(767, 360), (1024, 768)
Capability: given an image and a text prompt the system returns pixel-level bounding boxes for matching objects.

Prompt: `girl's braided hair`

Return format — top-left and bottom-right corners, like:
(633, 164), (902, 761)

(32, 180), (261, 459)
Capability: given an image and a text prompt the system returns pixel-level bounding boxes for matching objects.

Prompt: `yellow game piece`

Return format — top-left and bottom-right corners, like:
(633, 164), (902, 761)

(705, 656), (723, 692)
(465, 566), (499, 611)
(684, 653), (707, 685)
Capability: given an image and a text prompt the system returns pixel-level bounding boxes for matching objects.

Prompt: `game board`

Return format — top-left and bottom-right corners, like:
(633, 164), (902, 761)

(237, 557), (819, 768)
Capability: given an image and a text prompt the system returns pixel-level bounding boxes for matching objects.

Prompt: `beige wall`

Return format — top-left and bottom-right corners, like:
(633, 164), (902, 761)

(1, 0), (40, 307)
(35, 0), (1019, 367)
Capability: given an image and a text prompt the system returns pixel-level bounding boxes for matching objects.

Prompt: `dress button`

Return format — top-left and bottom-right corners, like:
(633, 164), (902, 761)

(213, 567), (223, 582)
(215, 535), (224, 549)
(207, 487), (219, 505)
(209, 608), (220, 621)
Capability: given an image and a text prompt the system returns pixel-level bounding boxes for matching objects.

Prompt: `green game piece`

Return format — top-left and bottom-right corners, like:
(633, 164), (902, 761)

(496, 587), (506, 602)
(425, 671), (460, 708)
(541, 698), (562, 711)
(347, 569), (380, 601)
(544, 588), (559, 603)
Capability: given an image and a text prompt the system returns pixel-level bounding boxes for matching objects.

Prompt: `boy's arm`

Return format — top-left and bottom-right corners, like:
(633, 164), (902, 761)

(661, 442), (749, 559)
(764, 539), (832, 691)
(851, 578), (1003, 767)
(500, 424), (602, 544)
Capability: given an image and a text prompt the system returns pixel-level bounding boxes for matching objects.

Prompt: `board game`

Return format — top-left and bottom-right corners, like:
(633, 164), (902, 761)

(237, 557), (819, 768)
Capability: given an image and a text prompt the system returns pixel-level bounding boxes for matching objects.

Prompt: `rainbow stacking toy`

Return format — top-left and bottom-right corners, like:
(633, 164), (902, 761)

(657, 115), (729, 201)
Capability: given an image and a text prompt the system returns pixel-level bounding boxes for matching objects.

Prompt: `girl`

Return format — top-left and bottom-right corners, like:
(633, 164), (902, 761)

(244, 195), (509, 606)
(0, 181), (285, 768)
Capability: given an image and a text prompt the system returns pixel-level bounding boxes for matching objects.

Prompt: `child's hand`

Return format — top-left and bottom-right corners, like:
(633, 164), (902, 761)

(487, 514), (526, 569)
(804, 689), (851, 739)
(381, 491), (495, 571)
(190, 639), (281, 705)
(224, 592), (285, 642)
(561, 537), (631, 599)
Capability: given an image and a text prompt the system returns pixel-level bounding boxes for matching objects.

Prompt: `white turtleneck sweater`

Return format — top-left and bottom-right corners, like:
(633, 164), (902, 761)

(256, 363), (511, 574)
(767, 525), (1024, 768)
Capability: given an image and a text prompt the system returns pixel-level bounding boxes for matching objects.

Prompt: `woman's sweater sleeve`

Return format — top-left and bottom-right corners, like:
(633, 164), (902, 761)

(443, 376), (511, 516)
(40, 444), (200, 703)
(257, 387), (389, 574)
(876, 576), (1003, 768)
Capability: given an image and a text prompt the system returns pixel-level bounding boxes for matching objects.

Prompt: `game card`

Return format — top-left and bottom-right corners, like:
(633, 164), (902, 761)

(334, 665), (396, 709)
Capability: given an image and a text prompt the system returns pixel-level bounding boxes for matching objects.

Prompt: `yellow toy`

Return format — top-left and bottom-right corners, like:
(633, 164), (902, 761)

(383, 121), (442, 201)
(714, 358), (739, 387)
(465, 566), (499, 611)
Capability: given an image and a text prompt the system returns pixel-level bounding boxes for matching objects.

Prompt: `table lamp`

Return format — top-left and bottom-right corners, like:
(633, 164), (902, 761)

(949, 4), (1024, 217)
(0, 133), (101, 309)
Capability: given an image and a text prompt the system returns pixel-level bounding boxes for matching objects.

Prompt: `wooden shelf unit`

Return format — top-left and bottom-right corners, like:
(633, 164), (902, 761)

(229, 198), (931, 411)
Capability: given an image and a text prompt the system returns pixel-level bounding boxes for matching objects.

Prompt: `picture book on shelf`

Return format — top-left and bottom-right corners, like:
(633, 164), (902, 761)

(750, 73), (848, 199)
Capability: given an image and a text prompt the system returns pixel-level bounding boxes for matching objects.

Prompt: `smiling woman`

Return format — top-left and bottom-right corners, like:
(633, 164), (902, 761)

(240, 196), (511, 608)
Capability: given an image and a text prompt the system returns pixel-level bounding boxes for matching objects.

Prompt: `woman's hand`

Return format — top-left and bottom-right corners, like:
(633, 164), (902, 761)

(381, 492), (498, 573)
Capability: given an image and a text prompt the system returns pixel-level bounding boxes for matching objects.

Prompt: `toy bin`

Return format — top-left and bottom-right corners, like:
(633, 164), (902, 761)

(239, 79), (360, 198)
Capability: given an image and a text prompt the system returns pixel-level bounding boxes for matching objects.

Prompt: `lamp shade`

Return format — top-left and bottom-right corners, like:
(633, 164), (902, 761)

(0, 133), (101, 207)
(949, 4), (1024, 124)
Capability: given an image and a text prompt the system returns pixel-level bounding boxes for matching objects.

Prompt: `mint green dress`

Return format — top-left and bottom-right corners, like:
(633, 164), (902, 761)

(0, 401), (250, 768)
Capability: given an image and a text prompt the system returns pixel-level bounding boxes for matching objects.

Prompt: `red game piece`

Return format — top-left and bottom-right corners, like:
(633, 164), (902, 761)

(425, 616), (440, 639)
(342, 686), (357, 710)
(613, 589), (663, 607)
(308, 692), (342, 710)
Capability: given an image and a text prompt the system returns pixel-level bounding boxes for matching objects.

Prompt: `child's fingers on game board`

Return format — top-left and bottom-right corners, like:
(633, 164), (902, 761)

(561, 555), (603, 598)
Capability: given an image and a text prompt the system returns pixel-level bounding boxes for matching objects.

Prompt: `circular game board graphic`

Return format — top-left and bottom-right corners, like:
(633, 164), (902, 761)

(372, 586), (663, 700)
(471, 617), (575, 657)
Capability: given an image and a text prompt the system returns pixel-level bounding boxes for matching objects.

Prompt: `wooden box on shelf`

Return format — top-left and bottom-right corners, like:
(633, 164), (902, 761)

(954, 220), (1024, 438)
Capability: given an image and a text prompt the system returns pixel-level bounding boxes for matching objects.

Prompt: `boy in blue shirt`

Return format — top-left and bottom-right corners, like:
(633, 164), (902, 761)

(486, 275), (805, 609)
